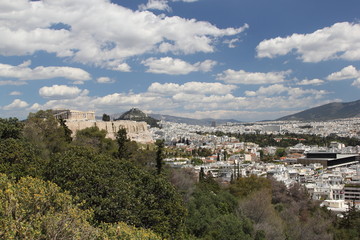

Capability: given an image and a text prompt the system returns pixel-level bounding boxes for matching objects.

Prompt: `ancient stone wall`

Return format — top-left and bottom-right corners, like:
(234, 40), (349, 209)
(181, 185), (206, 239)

(65, 120), (153, 143)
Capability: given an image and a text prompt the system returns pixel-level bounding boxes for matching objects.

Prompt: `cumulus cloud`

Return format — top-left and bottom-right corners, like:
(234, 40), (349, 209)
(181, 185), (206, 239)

(245, 84), (328, 99)
(148, 82), (237, 95)
(297, 79), (324, 86)
(142, 57), (217, 75)
(0, 61), (91, 83)
(96, 77), (115, 84)
(3, 99), (29, 110)
(0, 0), (246, 69)
(139, 0), (172, 12)
(326, 65), (359, 81)
(352, 79), (360, 88)
(256, 22), (360, 62)
(326, 65), (360, 88)
(139, 0), (199, 12)
(39, 85), (89, 99)
(217, 69), (291, 84)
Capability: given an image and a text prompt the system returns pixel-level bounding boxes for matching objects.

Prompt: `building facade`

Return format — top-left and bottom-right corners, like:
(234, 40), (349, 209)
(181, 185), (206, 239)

(53, 109), (95, 121)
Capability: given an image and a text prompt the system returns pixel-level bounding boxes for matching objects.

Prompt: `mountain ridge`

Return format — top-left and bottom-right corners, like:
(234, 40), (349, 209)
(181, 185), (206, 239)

(277, 99), (360, 121)
(114, 108), (160, 128)
(149, 113), (242, 126)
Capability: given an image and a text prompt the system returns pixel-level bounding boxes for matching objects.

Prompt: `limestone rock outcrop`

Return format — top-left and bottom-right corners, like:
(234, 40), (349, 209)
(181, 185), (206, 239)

(65, 120), (153, 143)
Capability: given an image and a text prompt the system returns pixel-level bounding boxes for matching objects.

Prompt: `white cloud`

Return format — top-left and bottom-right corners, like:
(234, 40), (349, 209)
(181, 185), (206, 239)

(245, 84), (328, 99)
(0, 0), (246, 69)
(352, 79), (360, 88)
(139, 0), (199, 12)
(39, 85), (89, 99)
(142, 57), (217, 75)
(148, 82), (237, 95)
(257, 22), (360, 62)
(106, 61), (131, 72)
(297, 79), (324, 86)
(28, 103), (42, 111)
(223, 38), (240, 48)
(245, 84), (287, 96)
(326, 65), (360, 88)
(3, 99), (29, 110)
(96, 77), (115, 84)
(217, 69), (291, 84)
(9, 91), (22, 96)
(0, 61), (91, 82)
(326, 65), (359, 81)
(139, 0), (172, 12)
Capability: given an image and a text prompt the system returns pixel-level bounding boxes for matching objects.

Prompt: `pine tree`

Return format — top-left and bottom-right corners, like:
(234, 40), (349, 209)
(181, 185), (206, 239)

(116, 128), (130, 159)
(155, 139), (164, 175)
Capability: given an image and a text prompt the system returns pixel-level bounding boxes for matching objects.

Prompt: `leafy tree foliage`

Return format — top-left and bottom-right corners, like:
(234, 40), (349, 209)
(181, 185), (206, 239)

(115, 127), (133, 159)
(185, 180), (253, 239)
(0, 117), (24, 139)
(102, 113), (111, 121)
(46, 146), (187, 239)
(229, 175), (271, 199)
(155, 139), (164, 174)
(0, 138), (46, 179)
(23, 110), (70, 158)
(100, 222), (162, 240)
(59, 118), (73, 142)
(334, 204), (360, 240)
(0, 174), (100, 240)
(74, 126), (117, 155)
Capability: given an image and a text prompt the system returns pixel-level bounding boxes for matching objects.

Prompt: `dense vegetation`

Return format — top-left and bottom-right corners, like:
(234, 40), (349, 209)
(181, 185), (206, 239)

(0, 111), (360, 239)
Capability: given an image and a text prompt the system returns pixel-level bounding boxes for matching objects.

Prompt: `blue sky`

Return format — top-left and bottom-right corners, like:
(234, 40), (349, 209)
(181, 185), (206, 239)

(1, 0), (360, 121)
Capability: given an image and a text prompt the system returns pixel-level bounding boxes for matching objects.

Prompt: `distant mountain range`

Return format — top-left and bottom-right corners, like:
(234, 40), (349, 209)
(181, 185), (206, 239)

(277, 99), (360, 121)
(149, 113), (241, 126)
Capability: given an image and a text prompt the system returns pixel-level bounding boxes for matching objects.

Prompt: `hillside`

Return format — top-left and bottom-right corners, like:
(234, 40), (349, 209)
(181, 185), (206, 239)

(277, 99), (360, 121)
(114, 108), (160, 128)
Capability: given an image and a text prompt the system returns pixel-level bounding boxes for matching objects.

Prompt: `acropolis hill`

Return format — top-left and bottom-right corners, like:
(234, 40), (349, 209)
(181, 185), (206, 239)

(53, 109), (153, 143)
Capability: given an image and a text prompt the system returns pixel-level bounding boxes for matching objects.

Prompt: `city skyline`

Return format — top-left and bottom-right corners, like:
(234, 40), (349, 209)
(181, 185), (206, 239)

(1, 0), (360, 121)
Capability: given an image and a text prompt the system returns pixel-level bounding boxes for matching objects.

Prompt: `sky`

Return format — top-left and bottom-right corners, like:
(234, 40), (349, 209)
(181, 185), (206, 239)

(1, 0), (360, 121)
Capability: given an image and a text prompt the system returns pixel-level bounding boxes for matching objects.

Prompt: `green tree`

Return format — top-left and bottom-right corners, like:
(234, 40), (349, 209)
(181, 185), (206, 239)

(229, 175), (271, 199)
(59, 118), (73, 143)
(186, 180), (253, 239)
(74, 126), (117, 155)
(0, 138), (46, 179)
(100, 222), (162, 240)
(102, 113), (111, 121)
(155, 139), (164, 175)
(0, 117), (24, 139)
(23, 110), (70, 158)
(0, 174), (100, 239)
(275, 148), (286, 158)
(334, 203), (360, 239)
(115, 127), (132, 159)
(46, 146), (186, 239)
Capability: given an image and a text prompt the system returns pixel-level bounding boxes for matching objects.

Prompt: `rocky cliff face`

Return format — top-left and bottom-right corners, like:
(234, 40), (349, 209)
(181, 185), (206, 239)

(66, 120), (153, 143)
